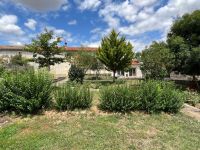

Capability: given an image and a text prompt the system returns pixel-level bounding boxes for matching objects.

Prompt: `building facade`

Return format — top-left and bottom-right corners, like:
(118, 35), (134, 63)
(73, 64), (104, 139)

(0, 45), (143, 79)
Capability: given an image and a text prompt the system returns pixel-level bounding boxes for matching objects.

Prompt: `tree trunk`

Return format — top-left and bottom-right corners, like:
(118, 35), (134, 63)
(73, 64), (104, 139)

(47, 65), (50, 71)
(192, 75), (199, 91)
(113, 70), (116, 83)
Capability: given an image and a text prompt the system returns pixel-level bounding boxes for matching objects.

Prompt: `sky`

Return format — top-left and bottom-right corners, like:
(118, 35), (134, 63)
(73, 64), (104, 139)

(0, 0), (200, 51)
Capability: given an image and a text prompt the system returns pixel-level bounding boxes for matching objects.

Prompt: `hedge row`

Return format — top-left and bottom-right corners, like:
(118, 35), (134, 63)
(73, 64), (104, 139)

(99, 80), (185, 113)
(0, 70), (185, 114)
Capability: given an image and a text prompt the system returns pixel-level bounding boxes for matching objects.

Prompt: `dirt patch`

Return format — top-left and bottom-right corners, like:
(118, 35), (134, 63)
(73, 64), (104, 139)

(181, 104), (200, 121)
(146, 127), (159, 138)
(196, 103), (200, 109)
(0, 115), (11, 127)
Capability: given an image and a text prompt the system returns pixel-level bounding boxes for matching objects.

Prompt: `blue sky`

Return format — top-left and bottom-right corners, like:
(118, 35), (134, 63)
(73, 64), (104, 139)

(0, 0), (200, 51)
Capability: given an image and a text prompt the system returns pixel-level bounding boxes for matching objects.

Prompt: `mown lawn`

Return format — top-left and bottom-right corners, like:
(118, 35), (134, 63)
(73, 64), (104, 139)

(0, 111), (200, 150)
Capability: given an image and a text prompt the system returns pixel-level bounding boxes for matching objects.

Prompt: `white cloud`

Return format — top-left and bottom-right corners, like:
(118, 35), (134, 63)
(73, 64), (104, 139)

(97, 0), (200, 51)
(133, 0), (157, 7)
(75, 0), (101, 11)
(0, 15), (24, 35)
(46, 26), (73, 42)
(119, 0), (200, 37)
(82, 41), (100, 47)
(12, 0), (69, 12)
(9, 41), (23, 46)
(90, 28), (101, 34)
(62, 4), (70, 11)
(68, 20), (77, 25)
(24, 19), (37, 30)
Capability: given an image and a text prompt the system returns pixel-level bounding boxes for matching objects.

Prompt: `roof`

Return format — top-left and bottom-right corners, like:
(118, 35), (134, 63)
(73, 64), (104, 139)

(0, 45), (98, 52)
(65, 47), (97, 52)
(131, 59), (140, 65)
(0, 45), (24, 51)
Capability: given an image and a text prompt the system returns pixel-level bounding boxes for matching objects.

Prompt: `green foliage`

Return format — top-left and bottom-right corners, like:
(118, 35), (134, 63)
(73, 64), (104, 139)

(68, 65), (85, 84)
(138, 80), (185, 113)
(167, 10), (200, 78)
(10, 53), (28, 66)
(184, 90), (200, 106)
(99, 80), (184, 113)
(67, 50), (104, 80)
(99, 85), (140, 112)
(54, 84), (92, 110)
(0, 65), (5, 77)
(168, 10), (200, 47)
(25, 29), (64, 71)
(141, 41), (174, 79)
(97, 29), (134, 82)
(0, 70), (53, 114)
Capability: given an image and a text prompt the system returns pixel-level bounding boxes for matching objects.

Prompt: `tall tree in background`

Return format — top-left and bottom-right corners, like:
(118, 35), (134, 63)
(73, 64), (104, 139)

(25, 29), (64, 71)
(141, 41), (174, 79)
(97, 29), (134, 82)
(167, 10), (200, 84)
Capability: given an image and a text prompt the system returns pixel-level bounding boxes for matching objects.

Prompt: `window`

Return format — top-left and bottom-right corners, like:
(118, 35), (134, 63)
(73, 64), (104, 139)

(129, 68), (136, 76)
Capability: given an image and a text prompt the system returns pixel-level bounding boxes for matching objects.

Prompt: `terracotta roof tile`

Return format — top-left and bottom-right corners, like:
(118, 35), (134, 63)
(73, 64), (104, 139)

(0, 45), (98, 52)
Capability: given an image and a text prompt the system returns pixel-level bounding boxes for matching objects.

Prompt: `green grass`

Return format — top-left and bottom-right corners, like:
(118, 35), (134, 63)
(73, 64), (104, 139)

(0, 80), (199, 150)
(0, 112), (200, 150)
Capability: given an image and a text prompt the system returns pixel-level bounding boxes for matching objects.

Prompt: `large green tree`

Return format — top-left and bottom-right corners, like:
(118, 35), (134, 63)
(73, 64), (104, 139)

(167, 10), (200, 82)
(25, 29), (64, 71)
(141, 41), (174, 79)
(97, 29), (134, 82)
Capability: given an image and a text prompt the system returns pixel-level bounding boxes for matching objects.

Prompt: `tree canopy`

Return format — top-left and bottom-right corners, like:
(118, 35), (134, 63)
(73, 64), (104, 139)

(97, 29), (134, 82)
(141, 41), (174, 79)
(25, 29), (65, 71)
(167, 10), (200, 79)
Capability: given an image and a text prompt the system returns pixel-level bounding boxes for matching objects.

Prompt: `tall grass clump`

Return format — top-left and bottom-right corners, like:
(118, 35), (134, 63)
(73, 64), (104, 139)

(138, 80), (185, 113)
(54, 84), (92, 110)
(0, 69), (53, 114)
(99, 85), (140, 112)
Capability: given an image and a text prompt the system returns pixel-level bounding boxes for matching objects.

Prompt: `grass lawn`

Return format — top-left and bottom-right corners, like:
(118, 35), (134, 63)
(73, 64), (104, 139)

(0, 111), (200, 150)
(1, 80), (200, 150)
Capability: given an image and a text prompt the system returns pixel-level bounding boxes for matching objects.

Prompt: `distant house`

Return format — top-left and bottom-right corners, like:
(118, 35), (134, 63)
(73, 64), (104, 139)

(0, 45), (143, 79)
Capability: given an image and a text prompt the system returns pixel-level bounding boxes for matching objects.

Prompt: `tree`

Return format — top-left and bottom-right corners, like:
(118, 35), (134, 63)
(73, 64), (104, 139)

(167, 10), (200, 86)
(97, 29), (134, 82)
(73, 50), (97, 73)
(66, 48), (103, 81)
(135, 52), (142, 61)
(141, 41), (174, 79)
(25, 29), (64, 71)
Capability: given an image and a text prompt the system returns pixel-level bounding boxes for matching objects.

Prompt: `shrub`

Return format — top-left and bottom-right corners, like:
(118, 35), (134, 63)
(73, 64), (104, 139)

(54, 84), (92, 110)
(10, 53), (28, 66)
(68, 65), (85, 84)
(138, 80), (185, 113)
(184, 90), (200, 106)
(0, 65), (5, 77)
(99, 85), (140, 112)
(0, 70), (53, 114)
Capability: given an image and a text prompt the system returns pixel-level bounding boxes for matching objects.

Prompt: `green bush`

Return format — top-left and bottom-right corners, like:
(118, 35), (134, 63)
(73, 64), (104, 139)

(54, 84), (92, 110)
(68, 65), (85, 84)
(184, 90), (200, 106)
(99, 81), (184, 113)
(0, 70), (53, 114)
(0, 65), (5, 77)
(138, 80), (185, 113)
(99, 85), (140, 112)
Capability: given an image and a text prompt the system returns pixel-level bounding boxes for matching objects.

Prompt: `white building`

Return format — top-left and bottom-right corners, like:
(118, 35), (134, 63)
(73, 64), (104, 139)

(0, 45), (143, 79)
